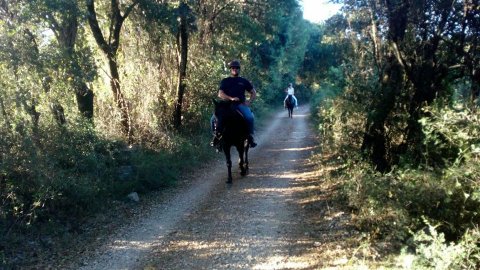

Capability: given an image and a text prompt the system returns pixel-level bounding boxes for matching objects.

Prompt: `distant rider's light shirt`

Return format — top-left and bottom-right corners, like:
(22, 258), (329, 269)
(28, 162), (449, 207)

(287, 86), (294, 95)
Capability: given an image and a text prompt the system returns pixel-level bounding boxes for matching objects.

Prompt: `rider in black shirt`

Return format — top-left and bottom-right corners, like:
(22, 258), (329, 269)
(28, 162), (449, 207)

(211, 60), (257, 148)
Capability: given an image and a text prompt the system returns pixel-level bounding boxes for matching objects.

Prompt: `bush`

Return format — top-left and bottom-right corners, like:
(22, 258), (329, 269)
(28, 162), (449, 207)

(0, 123), (119, 231)
(419, 105), (480, 168)
(315, 88), (480, 265)
(0, 119), (215, 235)
(400, 223), (480, 270)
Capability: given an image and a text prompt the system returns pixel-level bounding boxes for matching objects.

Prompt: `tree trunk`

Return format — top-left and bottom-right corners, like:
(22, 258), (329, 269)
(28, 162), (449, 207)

(403, 9), (450, 156)
(471, 69), (479, 109)
(46, 4), (95, 120)
(361, 54), (403, 172)
(108, 56), (132, 138)
(50, 102), (66, 126)
(87, 0), (138, 141)
(173, 2), (189, 129)
(0, 94), (11, 129)
(39, 75), (66, 126)
(75, 83), (94, 119)
(360, 0), (409, 172)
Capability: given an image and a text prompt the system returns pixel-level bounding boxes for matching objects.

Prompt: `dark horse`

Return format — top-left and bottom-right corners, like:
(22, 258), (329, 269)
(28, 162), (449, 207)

(285, 95), (294, 118)
(213, 100), (250, 183)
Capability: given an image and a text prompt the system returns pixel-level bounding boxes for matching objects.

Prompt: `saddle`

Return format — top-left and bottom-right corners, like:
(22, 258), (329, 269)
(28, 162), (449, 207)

(211, 100), (254, 149)
(213, 109), (244, 137)
(285, 95), (293, 107)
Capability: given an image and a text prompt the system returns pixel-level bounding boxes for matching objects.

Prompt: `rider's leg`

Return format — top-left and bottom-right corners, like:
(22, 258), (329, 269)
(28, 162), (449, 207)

(284, 95), (288, 108)
(237, 104), (257, 147)
(237, 105), (254, 134)
(293, 95), (298, 107)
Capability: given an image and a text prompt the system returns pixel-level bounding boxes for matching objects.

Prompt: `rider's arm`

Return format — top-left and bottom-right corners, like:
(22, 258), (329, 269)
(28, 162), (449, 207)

(245, 88), (256, 106)
(248, 88), (256, 102)
(218, 90), (239, 102)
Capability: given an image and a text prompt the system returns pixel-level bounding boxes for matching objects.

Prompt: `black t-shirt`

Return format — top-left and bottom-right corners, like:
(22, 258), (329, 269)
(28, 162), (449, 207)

(219, 77), (254, 103)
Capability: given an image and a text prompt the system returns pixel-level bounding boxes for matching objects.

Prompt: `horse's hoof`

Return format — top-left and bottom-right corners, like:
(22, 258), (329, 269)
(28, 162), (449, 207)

(226, 179), (233, 184)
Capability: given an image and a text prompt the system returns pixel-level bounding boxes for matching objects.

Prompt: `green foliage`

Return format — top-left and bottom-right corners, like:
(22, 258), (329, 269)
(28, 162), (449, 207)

(0, 118), (214, 231)
(300, 23), (341, 90)
(341, 159), (479, 239)
(1, 123), (114, 229)
(418, 104), (480, 168)
(403, 223), (480, 270)
(306, 0), (480, 266)
(126, 132), (214, 195)
(317, 89), (480, 264)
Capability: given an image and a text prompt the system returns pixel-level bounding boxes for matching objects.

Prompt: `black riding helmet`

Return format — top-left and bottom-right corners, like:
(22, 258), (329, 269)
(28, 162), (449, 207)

(228, 60), (241, 68)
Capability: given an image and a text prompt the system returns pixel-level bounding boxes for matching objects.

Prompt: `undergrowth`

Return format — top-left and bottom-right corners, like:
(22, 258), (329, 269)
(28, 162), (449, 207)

(312, 88), (480, 268)
(0, 118), (214, 268)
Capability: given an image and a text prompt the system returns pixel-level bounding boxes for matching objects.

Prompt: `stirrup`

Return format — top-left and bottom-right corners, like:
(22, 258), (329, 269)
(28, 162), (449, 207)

(248, 135), (257, 148)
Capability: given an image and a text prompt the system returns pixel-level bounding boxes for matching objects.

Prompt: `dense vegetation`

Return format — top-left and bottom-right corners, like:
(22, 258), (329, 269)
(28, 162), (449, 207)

(0, 0), (478, 268)
(311, 0), (480, 268)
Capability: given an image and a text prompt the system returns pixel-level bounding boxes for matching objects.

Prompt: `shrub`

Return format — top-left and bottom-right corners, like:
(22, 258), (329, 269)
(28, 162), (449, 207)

(400, 222), (480, 270)
(315, 90), (480, 265)
(419, 105), (480, 168)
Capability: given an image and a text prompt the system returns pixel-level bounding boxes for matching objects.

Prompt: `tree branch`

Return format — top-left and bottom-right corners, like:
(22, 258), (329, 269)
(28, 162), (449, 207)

(123, 0), (140, 20)
(86, 0), (110, 55)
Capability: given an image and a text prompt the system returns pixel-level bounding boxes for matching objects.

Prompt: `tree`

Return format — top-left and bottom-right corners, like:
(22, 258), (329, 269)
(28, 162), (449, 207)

(359, 0), (408, 171)
(333, 0), (480, 170)
(0, 1), (43, 133)
(31, 0), (95, 119)
(86, 0), (139, 141)
(173, 1), (195, 129)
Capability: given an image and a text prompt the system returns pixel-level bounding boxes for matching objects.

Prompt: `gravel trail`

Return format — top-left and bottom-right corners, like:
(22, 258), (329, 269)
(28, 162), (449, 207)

(75, 105), (348, 270)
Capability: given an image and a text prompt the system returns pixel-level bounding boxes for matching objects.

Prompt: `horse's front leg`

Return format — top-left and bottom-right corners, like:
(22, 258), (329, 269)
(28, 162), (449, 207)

(224, 146), (233, 183)
(244, 142), (249, 175)
(236, 144), (247, 176)
(238, 141), (250, 176)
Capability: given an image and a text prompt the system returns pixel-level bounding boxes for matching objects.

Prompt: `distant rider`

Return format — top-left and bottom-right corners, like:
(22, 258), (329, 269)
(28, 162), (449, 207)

(284, 83), (298, 108)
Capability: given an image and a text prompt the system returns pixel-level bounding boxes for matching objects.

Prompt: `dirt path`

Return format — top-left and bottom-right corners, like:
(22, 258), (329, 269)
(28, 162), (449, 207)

(74, 106), (357, 270)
